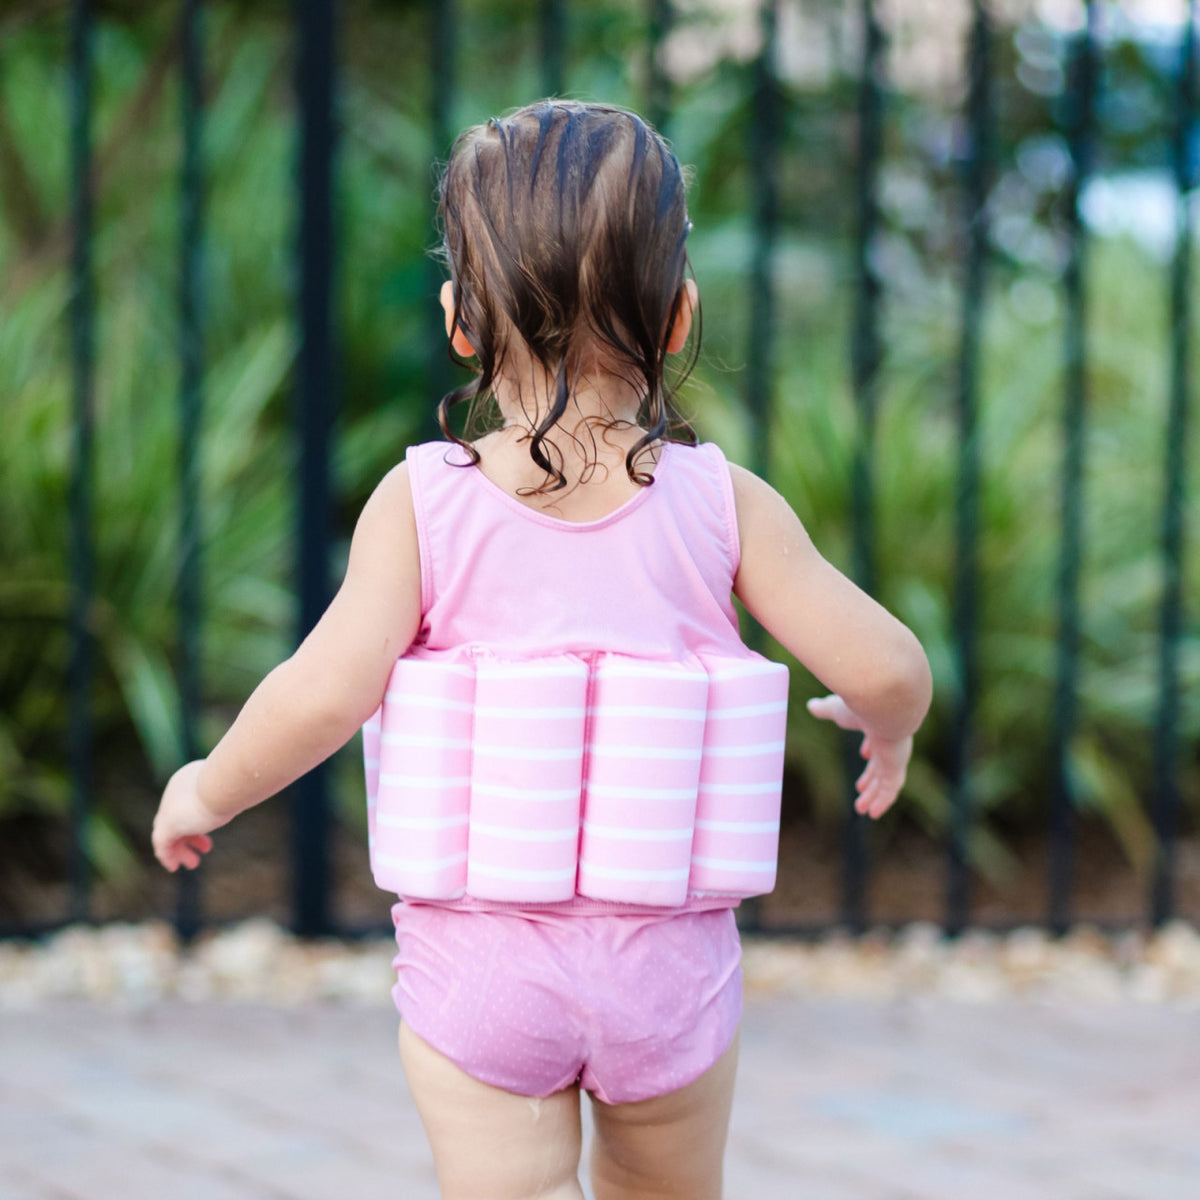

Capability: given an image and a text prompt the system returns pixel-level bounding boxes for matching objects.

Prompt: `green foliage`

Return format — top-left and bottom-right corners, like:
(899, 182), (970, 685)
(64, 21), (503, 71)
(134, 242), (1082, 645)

(1, 1), (1197, 902)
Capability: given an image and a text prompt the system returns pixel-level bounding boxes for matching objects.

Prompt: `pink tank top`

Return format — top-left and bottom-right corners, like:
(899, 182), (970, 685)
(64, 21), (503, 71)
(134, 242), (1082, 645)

(411, 437), (744, 659)
(372, 436), (786, 917)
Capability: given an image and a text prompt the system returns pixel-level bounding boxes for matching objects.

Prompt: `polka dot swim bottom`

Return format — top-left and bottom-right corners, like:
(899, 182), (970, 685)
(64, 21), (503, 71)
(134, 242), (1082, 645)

(390, 904), (743, 1104)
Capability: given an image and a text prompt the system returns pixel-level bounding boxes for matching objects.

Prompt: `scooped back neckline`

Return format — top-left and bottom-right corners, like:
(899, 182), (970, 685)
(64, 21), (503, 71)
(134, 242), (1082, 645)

(458, 439), (675, 532)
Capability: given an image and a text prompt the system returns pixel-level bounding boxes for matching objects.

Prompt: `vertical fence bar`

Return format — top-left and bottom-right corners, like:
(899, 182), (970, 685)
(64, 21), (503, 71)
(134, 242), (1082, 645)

(738, 0), (779, 934)
(1151, 1), (1197, 928)
(947, 0), (992, 937)
(647, 0), (673, 135)
(426, 0), (454, 440)
(292, 0), (338, 937)
(746, 0), (778, 486)
(176, 0), (205, 941)
(67, 0), (95, 926)
(846, 0), (885, 934)
(1049, 1), (1098, 936)
(540, 0), (565, 98)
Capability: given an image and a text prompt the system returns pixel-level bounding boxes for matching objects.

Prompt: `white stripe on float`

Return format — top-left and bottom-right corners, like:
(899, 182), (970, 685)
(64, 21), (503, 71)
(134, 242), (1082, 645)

(381, 734), (472, 749)
(707, 701), (789, 718)
(473, 744), (582, 761)
(703, 742), (786, 757)
(376, 813), (469, 831)
(578, 861), (690, 881)
(471, 783), (581, 802)
(585, 745), (703, 761)
(468, 862), (577, 881)
(469, 822), (577, 842)
(373, 851), (468, 871)
(697, 781), (780, 795)
(691, 855), (776, 871)
(475, 706), (586, 719)
(704, 663), (788, 681)
(587, 705), (707, 721)
(581, 821), (693, 842)
(584, 783), (697, 800)
(694, 819), (778, 833)
(379, 774), (472, 788)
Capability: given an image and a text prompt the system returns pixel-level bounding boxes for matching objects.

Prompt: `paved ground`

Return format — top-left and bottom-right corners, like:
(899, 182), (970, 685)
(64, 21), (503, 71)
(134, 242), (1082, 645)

(2, 992), (1198, 1200)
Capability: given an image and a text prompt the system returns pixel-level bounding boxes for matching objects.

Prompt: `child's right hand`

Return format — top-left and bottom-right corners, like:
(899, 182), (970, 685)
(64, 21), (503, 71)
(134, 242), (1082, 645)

(151, 760), (227, 872)
(806, 694), (912, 820)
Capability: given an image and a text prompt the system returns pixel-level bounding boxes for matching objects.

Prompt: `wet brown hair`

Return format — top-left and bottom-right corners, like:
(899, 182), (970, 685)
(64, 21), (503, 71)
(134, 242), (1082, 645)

(435, 99), (700, 493)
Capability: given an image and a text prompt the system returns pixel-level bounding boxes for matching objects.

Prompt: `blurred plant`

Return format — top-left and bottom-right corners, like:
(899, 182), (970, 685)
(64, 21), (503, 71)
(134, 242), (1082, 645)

(0, 0), (1196, 909)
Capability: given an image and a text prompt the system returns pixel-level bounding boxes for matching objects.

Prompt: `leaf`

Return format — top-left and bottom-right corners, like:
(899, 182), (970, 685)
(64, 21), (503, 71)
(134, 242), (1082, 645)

(87, 810), (141, 881)
(104, 626), (184, 782)
(1070, 734), (1156, 873)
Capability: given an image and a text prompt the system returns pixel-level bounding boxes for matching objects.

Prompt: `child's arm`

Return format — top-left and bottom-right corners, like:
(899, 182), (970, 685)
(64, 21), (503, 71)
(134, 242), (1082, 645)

(729, 463), (932, 820)
(151, 463), (423, 872)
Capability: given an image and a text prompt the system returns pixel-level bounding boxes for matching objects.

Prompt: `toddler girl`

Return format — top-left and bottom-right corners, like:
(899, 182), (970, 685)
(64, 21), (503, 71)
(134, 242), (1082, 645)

(153, 100), (931, 1200)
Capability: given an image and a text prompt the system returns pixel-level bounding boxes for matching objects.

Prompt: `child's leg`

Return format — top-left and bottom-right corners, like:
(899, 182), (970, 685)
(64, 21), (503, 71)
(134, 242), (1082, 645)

(399, 1020), (585, 1200)
(586, 1026), (740, 1200)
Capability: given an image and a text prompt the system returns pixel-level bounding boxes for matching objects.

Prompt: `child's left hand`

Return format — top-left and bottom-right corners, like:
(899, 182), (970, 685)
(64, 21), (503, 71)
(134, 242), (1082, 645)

(806, 693), (912, 820)
(151, 760), (227, 872)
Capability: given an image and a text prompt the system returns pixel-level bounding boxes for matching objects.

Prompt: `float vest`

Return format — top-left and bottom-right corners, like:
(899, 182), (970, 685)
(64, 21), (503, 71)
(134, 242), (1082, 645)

(363, 645), (788, 906)
(362, 438), (790, 910)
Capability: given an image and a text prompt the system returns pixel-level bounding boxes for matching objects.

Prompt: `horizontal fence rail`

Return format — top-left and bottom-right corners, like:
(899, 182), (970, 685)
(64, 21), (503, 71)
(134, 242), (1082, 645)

(7, 0), (1194, 941)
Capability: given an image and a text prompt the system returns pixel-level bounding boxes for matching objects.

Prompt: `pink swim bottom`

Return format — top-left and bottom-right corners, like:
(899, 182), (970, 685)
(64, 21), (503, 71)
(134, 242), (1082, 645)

(390, 904), (743, 1105)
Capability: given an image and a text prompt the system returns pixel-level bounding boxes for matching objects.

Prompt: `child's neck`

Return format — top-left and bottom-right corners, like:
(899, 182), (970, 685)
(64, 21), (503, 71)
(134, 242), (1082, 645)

(492, 369), (644, 434)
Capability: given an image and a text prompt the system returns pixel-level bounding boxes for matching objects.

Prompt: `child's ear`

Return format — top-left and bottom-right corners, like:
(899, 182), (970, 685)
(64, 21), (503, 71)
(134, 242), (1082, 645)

(440, 280), (477, 357)
(665, 279), (698, 355)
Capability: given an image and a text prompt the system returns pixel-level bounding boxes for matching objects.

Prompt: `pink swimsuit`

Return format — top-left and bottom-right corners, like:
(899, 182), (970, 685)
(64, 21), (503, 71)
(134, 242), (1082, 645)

(387, 436), (773, 1102)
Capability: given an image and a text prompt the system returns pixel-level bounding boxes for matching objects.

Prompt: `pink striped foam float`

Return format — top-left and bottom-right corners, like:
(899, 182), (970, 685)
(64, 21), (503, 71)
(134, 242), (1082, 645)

(362, 646), (788, 905)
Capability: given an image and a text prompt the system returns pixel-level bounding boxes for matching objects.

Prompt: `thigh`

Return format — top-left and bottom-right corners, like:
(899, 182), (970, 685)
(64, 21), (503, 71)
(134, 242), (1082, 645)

(399, 1020), (585, 1200)
(587, 1026), (740, 1200)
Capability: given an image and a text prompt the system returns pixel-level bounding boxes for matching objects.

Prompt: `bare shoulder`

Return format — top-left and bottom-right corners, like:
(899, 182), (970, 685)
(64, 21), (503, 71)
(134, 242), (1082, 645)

(727, 459), (771, 507)
(370, 458), (415, 511)
(728, 459), (786, 506)
(344, 460), (418, 576)
(726, 460), (813, 551)
(353, 459), (414, 523)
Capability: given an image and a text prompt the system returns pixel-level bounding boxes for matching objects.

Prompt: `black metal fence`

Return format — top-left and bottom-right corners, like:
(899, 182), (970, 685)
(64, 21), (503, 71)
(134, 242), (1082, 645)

(30, 0), (1200, 938)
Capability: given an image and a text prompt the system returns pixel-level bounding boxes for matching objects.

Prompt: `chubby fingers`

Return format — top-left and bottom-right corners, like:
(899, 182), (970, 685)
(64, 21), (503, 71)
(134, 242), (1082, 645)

(854, 758), (903, 819)
(170, 836), (209, 871)
(855, 784), (897, 820)
(806, 694), (861, 732)
(154, 833), (213, 873)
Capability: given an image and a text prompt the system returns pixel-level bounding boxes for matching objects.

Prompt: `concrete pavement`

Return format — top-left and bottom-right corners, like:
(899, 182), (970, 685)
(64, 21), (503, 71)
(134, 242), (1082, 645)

(2, 990), (1198, 1199)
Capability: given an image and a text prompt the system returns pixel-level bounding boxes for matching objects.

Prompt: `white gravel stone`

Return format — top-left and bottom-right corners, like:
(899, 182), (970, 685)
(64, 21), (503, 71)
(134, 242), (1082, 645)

(1145, 918), (1200, 995)
(1, 917), (1198, 1007)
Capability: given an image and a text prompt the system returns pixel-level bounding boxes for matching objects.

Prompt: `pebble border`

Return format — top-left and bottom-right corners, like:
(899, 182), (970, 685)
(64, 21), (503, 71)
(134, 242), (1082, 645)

(1, 917), (1198, 1009)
